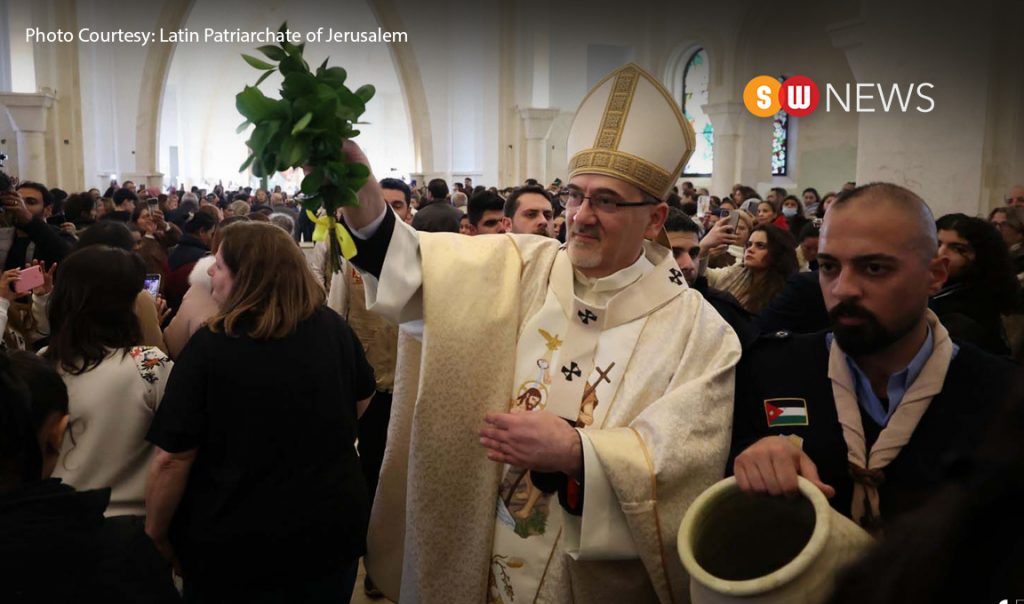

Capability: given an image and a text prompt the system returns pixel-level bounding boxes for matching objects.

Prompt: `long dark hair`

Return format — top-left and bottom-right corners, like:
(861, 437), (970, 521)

(44, 246), (145, 374)
(719, 224), (797, 313)
(936, 213), (1019, 313)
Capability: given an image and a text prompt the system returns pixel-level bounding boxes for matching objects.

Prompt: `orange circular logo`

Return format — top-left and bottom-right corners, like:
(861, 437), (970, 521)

(743, 76), (782, 117)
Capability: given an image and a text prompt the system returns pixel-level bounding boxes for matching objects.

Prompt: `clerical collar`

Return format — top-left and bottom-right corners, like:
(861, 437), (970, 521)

(572, 252), (654, 306)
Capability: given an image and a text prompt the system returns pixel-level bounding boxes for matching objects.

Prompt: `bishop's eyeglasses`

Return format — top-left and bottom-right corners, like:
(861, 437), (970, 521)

(560, 189), (660, 213)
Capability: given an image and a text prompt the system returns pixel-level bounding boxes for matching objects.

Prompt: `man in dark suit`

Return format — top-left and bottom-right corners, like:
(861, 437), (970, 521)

(410, 178), (461, 233)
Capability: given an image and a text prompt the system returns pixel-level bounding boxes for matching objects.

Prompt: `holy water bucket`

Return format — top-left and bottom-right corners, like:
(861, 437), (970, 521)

(677, 477), (873, 604)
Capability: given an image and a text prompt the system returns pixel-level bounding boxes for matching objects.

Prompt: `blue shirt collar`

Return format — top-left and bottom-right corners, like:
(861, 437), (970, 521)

(826, 327), (956, 426)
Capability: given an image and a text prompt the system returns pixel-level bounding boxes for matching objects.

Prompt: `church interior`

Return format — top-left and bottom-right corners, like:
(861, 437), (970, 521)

(2, 0), (1024, 601)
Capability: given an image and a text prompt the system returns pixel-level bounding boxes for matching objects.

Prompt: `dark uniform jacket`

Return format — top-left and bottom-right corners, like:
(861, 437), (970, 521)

(728, 330), (1017, 525)
(755, 271), (828, 335)
(692, 275), (757, 350)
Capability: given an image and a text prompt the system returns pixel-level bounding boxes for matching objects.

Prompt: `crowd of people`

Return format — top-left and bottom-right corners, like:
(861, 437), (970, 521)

(2, 80), (1024, 601)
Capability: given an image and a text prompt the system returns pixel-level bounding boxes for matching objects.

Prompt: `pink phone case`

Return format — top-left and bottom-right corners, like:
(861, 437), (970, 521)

(14, 265), (44, 293)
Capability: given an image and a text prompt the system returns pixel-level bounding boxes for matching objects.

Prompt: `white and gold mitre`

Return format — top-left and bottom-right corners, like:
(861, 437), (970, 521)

(567, 63), (695, 199)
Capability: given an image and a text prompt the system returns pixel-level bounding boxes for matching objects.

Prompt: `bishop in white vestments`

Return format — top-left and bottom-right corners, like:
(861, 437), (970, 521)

(340, 63), (742, 603)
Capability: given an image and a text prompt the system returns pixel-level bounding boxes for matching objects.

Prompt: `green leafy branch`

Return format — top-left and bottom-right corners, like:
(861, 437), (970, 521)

(235, 22), (374, 271)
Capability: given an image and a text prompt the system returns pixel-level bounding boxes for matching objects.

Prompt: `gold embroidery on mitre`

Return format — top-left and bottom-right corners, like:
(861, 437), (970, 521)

(569, 150), (673, 200)
(594, 66), (639, 151)
(568, 63), (696, 198)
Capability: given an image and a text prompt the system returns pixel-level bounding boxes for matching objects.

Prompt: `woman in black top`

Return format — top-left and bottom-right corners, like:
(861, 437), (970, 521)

(145, 222), (375, 602)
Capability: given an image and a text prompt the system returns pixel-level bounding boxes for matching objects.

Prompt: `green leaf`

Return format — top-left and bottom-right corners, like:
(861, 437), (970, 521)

(291, 112), (313, 135)
(239, 154), (255, 172)
(342, 187), (359, 207)
(251, 156), (266, 177)
(354, 84), (375, 104)
(275, 136), (294, 171)
(319, 67), (347, 88)
(257, 45), (287, 61)
(242, 54), (275, 70)
(317, 57), (329, 75)
(278, 21), (289, 34)
(348, 129), (360, 137)
(348, 163), (369, 179)
(235, 120), (251, 134)
(253, 69), (274, 88)
(236, 86), (278, 122)
(301, 169), (324, 195)
(290, 140), (310, 167)
(282, 72), (318, 100)
(279, 55), (306, 76)
(247, 122), (276, 155)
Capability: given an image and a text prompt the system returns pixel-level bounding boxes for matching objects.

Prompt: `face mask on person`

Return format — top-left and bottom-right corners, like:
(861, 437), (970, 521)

(782, 207), (798, 217)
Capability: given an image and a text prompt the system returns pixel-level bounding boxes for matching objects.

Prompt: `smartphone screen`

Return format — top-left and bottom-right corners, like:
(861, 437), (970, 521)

(143, 274), (161, 297)
(727, 211), (741, 229)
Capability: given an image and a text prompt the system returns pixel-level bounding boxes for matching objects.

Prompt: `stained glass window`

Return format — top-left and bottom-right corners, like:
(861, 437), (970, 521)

(771, 76), (789, 176)
(682, 48), (712, 176)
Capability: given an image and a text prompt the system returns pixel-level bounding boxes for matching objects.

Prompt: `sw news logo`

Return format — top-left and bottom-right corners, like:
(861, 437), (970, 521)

(742, 75), (935, 118)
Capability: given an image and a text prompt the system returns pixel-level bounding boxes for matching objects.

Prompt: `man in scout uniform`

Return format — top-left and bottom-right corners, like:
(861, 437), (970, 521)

(729, 183), (1018, 530)
(338, 63), (741, 603)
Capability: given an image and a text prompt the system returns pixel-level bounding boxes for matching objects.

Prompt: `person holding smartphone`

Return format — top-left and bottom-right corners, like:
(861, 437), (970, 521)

(1, 182), (72, 271)
(700, 209), (754, 269)
(0, 261), (55, 352)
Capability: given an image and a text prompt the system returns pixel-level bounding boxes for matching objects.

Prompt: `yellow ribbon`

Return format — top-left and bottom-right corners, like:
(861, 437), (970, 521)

(306, 210), (357, 260)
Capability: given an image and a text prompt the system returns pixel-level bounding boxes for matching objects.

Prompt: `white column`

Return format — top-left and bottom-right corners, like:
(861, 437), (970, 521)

(0, 91), (54, 181)
(519, 107), (559, 184)
(702, 101), (745, 197)
(0, 1), (12, 92)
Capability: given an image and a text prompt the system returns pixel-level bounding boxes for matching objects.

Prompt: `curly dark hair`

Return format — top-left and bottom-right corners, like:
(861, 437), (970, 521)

(936, 213), (1019, 313)
(746, 224), (798, 312)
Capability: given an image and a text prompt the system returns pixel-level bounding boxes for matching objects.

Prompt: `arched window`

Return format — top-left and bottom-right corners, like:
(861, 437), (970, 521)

(682, 48), (712, 176)
(771, 76), (790, 177)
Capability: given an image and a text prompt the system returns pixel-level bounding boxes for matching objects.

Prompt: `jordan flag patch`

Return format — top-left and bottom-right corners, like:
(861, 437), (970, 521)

(764, 399), (809, 428)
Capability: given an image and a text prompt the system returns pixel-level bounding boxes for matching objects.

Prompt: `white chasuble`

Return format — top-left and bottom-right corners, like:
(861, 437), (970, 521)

(489, 252), (651, 604)
(359, 219), (742, 604)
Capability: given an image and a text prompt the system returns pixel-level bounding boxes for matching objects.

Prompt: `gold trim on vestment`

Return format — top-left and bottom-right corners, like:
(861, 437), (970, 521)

(597, 315), (653, 430)
(531, 527), (563, 604)
(629, 427), (677, 604)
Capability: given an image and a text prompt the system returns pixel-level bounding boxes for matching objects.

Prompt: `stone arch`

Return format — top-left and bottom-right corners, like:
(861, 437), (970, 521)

(135, 0), (193, 187)
(135, 0), (433, 186)
(364, 0), (433, 173)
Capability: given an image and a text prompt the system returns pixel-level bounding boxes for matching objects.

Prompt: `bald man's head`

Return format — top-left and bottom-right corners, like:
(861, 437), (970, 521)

(827, 182), (937, 264)
(817, 182), (948, 358)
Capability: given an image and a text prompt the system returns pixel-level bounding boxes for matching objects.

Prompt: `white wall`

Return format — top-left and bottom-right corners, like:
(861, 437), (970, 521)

(850, 0), (998, 218)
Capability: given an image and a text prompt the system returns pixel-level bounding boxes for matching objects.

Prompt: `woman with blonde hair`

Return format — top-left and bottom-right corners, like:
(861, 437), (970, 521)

(145, 222), (375, 602)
